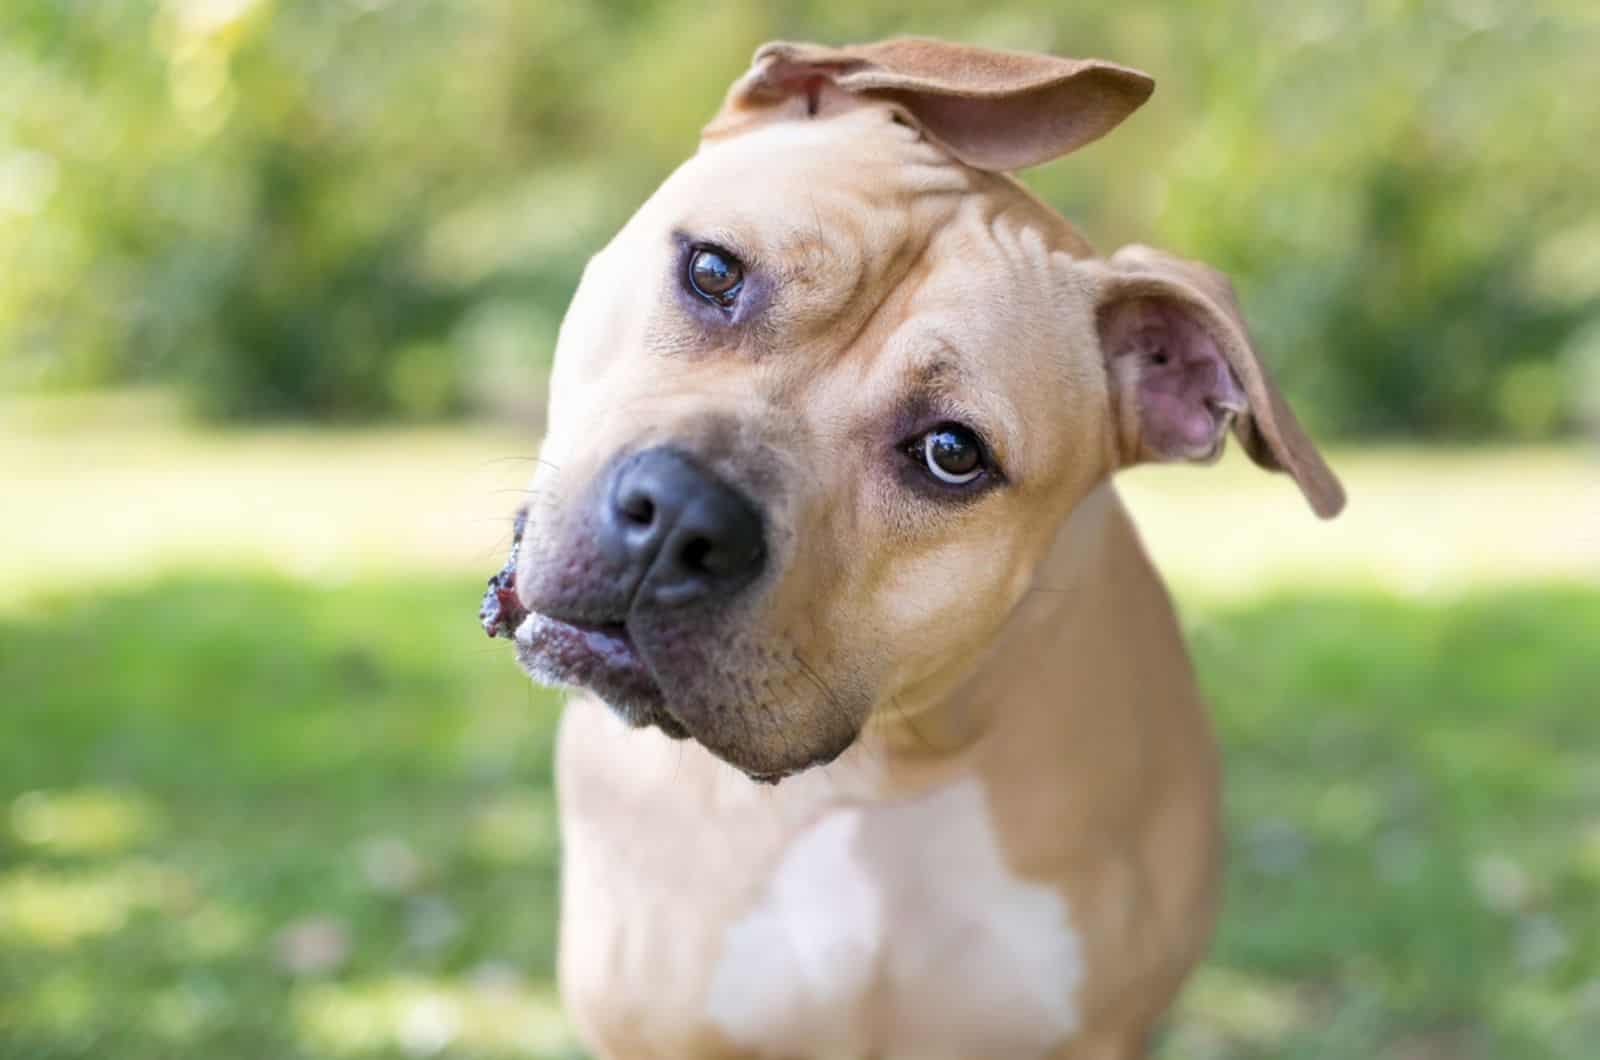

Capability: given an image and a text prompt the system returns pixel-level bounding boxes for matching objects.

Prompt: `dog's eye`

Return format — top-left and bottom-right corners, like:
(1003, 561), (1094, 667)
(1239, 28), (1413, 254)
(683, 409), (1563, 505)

(915, 423), (986, 485)
(687, 246), (744, 307)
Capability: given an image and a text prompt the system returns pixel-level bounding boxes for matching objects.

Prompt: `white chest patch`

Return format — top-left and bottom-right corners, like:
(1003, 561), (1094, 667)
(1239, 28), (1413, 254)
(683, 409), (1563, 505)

(705, 779), (1083, 1059)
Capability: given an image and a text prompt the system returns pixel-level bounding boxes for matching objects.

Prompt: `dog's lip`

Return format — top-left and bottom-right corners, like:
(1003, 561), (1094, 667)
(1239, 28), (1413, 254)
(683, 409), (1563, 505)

(518, 611), (642, 666)
(514, 610), (700, 740)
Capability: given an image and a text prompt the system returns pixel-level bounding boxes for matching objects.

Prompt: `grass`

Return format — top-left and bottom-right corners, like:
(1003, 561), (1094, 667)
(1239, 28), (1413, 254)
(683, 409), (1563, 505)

(2, 392), (1598, 1057)
(1173, 586), (1600, 1059)
(2, 575), (1596, 1058)
(3, 389), (1596, 604)
(0, 574), (574, 1059)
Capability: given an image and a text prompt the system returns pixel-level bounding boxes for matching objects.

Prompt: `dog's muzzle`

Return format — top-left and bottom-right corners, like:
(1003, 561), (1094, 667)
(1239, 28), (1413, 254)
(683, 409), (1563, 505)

(483, 446), (770, 744)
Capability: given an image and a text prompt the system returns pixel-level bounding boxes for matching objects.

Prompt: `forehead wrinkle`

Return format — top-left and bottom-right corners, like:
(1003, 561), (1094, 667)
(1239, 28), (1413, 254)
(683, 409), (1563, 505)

(894, 330), (1024, 472)
(655, 123), (964, 371)
(667, 206), (878, 367)
(785, 159), (964, 362)
(907, 339), (962, 390)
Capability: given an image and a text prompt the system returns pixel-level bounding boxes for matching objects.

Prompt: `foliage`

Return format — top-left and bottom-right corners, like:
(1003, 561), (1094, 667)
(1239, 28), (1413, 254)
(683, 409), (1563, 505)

(1, 573), (1596, 1057)
(2, 1), (1598, 433)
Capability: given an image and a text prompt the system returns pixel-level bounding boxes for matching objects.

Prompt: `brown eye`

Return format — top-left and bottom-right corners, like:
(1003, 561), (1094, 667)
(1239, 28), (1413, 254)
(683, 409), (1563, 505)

(921, 424), (985, 485)
(688, 246), (744, 307)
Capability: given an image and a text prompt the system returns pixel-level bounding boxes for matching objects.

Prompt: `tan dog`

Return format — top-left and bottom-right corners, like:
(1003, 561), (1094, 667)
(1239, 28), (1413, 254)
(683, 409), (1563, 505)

(482, 37), (1345, 1059)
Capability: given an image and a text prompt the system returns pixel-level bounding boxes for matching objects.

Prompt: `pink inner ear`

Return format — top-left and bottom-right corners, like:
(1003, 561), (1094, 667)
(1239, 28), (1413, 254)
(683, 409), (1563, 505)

(1103, 298), (1248, 462)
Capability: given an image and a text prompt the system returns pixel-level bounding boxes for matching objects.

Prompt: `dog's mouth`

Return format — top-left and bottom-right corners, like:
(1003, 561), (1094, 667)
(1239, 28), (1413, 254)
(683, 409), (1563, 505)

(479, 506), (531, 638)
(478, 504), (850, 782)
(480, 519), (687, 738)
(510, 612), (689, 739)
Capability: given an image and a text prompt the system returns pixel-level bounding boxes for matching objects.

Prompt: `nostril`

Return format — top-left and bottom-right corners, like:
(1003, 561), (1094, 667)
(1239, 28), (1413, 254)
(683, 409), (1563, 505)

(619, 491), (656, 527)
(604, 448), (766, 604)
(677, 535), (713, 574)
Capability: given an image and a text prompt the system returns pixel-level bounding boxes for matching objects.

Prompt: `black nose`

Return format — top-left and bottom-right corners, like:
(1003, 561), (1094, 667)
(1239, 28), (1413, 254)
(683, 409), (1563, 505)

(600, 448), (766, 609)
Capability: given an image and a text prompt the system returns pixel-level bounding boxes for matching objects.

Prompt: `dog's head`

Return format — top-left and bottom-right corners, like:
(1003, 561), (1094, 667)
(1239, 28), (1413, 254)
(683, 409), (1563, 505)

(487, 38), (1344, 781)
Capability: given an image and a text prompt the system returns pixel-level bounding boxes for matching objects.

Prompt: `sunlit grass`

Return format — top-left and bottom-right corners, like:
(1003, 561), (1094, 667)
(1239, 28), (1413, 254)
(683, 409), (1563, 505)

(3, 393), (1597, 1058)
(1, 573), (1596, 1058)
(1122, 444), (1600, 600)
(1176, 585), (1600, 1059)
(8, 787), (164, 856)
(293, 975), (576, 1058)
(0, 390), (535, 606)
(0, 572), (567, 1058)
(0, 860), (182, 949)
(3, 389), (1596, 608)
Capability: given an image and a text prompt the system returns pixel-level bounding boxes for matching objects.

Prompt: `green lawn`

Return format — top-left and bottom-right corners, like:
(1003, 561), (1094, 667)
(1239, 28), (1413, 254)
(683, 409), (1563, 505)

(0, 574), (576, 1059)
(2, 574), (1597, 1058)
(2, 397), (1598, 1057)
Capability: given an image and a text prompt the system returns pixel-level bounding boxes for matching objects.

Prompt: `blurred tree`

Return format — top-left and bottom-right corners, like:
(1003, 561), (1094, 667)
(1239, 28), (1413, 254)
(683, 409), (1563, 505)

(1, 0), (1596, 436)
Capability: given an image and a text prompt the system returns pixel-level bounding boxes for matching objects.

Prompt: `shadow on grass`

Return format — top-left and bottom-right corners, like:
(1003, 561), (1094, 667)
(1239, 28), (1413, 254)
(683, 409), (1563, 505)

(1, 574), (1596, 1059)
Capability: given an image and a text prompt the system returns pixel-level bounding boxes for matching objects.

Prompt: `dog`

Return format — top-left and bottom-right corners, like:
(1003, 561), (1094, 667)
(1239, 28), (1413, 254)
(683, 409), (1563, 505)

(481, 37), (1345, 1060)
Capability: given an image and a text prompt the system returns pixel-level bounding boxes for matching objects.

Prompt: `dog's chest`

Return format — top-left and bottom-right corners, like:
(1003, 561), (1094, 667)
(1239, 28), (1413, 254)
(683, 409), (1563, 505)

(701, 778), (1084, 1059)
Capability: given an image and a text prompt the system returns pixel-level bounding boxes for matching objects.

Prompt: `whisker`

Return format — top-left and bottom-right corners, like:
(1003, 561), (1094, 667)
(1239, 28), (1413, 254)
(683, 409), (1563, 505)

(793, 651), (847, 718)
(477, 455), (564, 471)
(460, 513), (541, 526)
(476, 455), (544, 467)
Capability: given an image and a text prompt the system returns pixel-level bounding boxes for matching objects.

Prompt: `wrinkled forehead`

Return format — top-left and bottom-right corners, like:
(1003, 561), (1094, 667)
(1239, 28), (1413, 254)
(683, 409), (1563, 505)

(575, 107), (1099, 485)
(839, 214), (1098, 483)
(626, 107), (968, 263)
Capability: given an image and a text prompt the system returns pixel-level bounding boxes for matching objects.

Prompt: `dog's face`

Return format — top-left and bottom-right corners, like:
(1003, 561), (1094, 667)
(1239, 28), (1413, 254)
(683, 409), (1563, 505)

(492, 39), (1343, 781)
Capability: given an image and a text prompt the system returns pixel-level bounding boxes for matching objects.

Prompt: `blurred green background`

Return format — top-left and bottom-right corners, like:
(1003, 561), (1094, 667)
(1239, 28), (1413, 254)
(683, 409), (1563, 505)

(5, 0), (1600, 437)
(3, 2), (1599, 1058)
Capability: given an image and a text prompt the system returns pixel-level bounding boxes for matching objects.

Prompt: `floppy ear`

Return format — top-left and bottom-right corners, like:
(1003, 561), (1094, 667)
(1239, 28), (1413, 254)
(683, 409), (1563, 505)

(703, 37), (1154, 172)
(1090, 245), (1346, 519)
